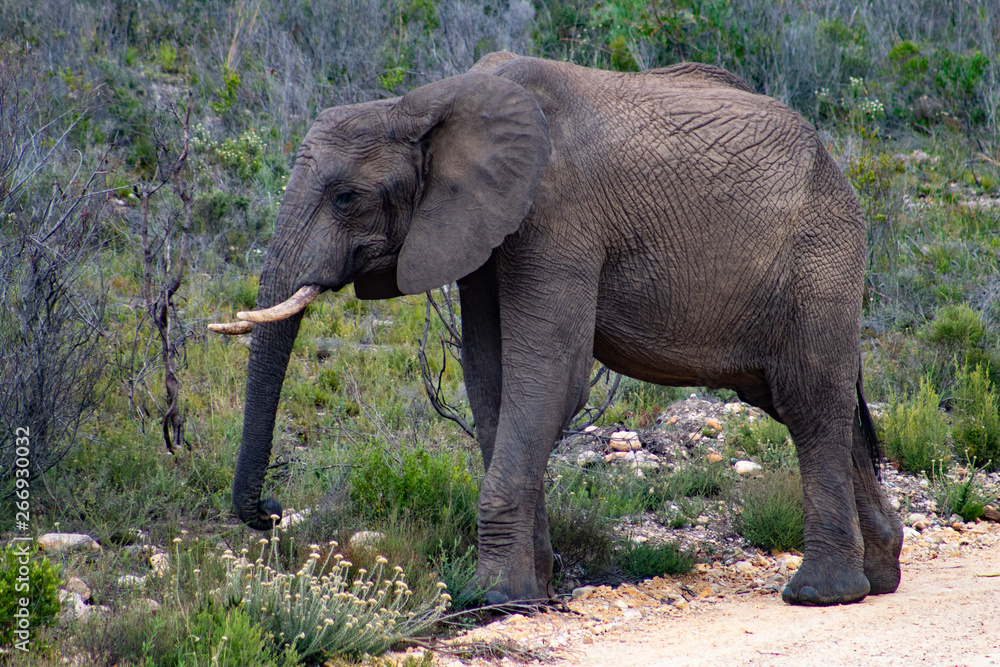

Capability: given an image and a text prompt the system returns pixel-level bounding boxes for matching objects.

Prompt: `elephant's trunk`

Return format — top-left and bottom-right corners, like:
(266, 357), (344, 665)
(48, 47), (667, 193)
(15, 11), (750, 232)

(232, 264), (305, 530)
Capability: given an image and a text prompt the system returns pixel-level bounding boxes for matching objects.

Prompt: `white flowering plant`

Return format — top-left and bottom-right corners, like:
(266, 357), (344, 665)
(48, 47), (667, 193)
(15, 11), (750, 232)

(218, 532), (450, 662)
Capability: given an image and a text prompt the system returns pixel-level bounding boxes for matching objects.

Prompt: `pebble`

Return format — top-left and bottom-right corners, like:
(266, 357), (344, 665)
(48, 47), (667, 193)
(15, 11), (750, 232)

(706, 453), (724, 464)
(609, 430), (642, 451)
(577, 450), (601, 467)
(734, 460), (763, 476)
(733, 560), (755, 574)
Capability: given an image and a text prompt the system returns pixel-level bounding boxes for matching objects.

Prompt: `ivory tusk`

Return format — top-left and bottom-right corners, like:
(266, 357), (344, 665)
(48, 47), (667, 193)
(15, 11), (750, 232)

(237, 284), (322, 323)
(208, 321), (254, 335)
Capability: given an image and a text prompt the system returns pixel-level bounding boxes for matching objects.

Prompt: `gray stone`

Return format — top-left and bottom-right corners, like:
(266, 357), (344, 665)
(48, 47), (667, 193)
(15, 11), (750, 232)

(348, 530), (386, 551)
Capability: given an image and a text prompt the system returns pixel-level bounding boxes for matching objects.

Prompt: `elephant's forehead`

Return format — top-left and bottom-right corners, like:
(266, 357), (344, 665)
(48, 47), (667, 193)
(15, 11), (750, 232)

(312, 102), (395, 147)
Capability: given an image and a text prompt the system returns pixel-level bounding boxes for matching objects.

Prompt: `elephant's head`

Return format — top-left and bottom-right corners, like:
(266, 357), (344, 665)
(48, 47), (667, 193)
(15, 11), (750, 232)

(215, 72), (550, 530)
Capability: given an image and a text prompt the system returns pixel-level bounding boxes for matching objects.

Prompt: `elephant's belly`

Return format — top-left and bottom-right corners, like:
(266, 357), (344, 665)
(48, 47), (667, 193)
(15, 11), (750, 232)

(591, 324), (772, 407)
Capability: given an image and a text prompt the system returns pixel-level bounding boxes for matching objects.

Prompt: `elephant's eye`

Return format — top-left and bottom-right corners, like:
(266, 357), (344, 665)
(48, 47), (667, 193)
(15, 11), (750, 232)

(331, 190), (358, 212)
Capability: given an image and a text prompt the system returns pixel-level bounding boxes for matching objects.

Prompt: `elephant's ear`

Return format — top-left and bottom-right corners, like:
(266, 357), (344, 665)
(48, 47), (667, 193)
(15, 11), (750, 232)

(394, 72), (549, 295)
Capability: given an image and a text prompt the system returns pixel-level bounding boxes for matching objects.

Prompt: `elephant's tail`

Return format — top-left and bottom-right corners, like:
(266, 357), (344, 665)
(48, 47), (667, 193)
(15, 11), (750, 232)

(856, 361), (884, 479)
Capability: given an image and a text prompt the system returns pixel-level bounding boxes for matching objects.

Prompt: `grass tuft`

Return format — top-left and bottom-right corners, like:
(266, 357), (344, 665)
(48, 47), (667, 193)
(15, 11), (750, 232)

(732, 470), (805, 553)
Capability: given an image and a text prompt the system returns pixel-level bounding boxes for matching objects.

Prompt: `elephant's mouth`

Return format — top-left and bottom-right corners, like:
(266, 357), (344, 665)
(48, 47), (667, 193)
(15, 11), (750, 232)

(208, 284), (324, 335)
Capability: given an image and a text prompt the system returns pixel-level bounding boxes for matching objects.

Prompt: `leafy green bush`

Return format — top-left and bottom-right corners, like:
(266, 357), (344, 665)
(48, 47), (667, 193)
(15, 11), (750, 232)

(185, 606), (295, 667)
(733, 470), (804, 552)
(429, 540), (482, 611)
(617, 541), (693, 578)
(952, 364), (1000, 472)
(930, 460), (994, 523)
(0, 546), (61, 651)
(882, 378), (951, 475)
(348, 441), (478, 527)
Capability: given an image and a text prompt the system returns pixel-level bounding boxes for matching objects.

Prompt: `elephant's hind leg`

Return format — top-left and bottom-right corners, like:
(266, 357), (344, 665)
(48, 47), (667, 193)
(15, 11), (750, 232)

(772, 365), (870, 605)
(851, 406), (903, 594)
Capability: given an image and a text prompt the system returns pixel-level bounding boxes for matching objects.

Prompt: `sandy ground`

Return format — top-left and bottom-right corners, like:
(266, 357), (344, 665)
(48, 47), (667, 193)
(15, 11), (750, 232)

(574, 547), (1000, 666)
(417, 525), (1000, 667)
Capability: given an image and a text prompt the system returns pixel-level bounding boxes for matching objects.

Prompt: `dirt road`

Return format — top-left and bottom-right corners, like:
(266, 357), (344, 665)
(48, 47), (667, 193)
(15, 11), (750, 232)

(576, 548), (1000, 666)
(433, 524), (1000, 667)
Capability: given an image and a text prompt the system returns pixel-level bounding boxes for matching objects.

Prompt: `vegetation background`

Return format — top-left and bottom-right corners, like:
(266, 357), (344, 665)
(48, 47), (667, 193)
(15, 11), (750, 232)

(1, 0), (999, 664)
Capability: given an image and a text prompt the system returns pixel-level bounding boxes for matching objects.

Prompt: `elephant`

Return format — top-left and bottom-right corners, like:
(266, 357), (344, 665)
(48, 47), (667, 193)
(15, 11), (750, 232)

(211, 52), (903, 607)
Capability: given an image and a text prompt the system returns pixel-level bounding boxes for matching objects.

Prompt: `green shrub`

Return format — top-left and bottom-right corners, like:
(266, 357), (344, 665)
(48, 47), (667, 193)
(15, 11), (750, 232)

(733, 470), (804, 552)
(348, 441), (478, 528)
(617, 541), (693, 579)
(429, 540), (482, 611)
(930, 460), (994, 523)
(952, 364), (1000, 472)
(547, 503), (616, 576)
(0, 546), (61, 651)
(185, 606), (293, 667)
(882, 378), (951, 475)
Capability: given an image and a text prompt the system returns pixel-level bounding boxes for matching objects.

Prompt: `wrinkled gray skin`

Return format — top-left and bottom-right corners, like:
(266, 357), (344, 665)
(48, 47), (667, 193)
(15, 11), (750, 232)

(232, 52), (903, 606)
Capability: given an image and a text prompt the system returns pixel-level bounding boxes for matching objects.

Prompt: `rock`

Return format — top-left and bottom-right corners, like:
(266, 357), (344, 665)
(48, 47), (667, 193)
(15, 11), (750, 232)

(280, 508), (311, 529)
(584, 425), (599, 433)
(131, 598), (161, 614)
(64, 577), (91, 602)
(622, 609), (642, 620)
(706, 452), (723, 464)
(890, 497), (901, 511)
(348, 530), (385, 551)
(982, 506), (1000, 523)
(903, 526), (921, 540)
(118, 574), (147, 588)
(733, 560), (755, 574)
(576, 450), (601, 468)
(705, 418), (723, 431)
(572, 586), (597, 599)
(613, 599), (629, 611)
(58, 591), (89, 624)
(734, 460), (763, 476)
(673, 598), (689, 610)
(907, 512), (928, 526)
(630, 534), (648, 544)
(609, 430), (642, 451)
(37, 533), (101, 553)
(777, 555), (802, 573)
(696, 585), (717, 598)
(150, 552), (170, 577)
(723, 403), (744, 414)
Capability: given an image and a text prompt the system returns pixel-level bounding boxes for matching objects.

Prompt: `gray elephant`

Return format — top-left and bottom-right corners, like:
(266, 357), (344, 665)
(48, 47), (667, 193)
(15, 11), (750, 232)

(211, 52), (902, 606)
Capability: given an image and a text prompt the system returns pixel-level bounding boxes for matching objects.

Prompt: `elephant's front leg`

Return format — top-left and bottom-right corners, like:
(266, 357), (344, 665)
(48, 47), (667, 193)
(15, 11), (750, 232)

(474, 288), (596, 603)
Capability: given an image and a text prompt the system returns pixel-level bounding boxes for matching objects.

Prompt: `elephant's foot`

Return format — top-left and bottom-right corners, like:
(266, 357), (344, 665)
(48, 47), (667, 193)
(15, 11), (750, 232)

(861, 516), (903, 595)
(781, 560), (870, 606)
(472, 563), (548, 606)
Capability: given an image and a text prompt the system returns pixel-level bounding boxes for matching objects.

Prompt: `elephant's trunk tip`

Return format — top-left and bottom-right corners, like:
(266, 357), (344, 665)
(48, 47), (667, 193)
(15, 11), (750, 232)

(239, 498), (284, 531)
